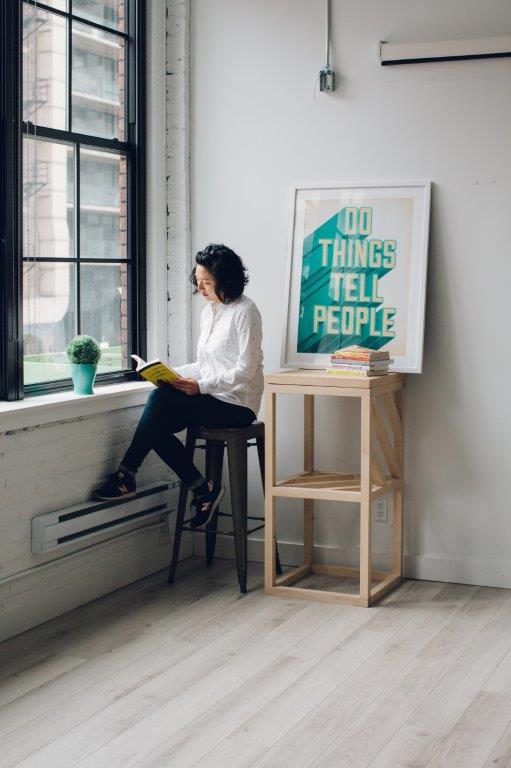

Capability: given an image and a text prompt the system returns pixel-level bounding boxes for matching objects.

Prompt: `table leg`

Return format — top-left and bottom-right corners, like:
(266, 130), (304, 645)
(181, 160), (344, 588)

(264, 389), (277, 591)
(360, 392), (372, 604)
(303, 394), (315, 567)
(393, 386), (405, 576)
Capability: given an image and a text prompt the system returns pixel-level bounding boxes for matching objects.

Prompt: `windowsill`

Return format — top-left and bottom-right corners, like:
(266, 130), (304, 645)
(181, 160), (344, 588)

(0, 381), (153, 433)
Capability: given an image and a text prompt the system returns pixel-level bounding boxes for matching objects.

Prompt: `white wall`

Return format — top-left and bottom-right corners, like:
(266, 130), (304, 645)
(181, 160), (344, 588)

(190, 0), (511, 586)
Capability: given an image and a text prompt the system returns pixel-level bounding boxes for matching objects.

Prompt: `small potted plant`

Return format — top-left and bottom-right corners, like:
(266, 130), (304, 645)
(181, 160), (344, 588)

(67, 335), (102, 395)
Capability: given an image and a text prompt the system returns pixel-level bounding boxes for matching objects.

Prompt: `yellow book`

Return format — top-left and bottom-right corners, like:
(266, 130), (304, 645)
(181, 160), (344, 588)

(332, 345), (390, 361)
(325, 368), (387, 377)
(131, 354), (181, 387)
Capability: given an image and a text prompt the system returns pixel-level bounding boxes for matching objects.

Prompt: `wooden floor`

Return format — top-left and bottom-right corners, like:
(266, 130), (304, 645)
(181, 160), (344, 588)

(1, 558), (511, 768)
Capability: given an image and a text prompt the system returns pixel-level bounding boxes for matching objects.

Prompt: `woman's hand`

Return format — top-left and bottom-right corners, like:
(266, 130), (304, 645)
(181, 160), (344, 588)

(170, 377), (200, 396)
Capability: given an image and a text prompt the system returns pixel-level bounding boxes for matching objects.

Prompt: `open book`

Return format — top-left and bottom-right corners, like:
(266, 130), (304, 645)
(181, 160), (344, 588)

(131, 354), (181, 387)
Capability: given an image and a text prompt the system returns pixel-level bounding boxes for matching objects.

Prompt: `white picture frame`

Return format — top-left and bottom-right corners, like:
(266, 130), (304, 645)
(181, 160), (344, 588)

(281, 181), (431, 374)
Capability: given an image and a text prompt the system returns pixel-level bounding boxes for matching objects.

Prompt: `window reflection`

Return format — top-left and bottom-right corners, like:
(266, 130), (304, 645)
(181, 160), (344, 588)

(72, 22), (125, 139)
(22, 5), (67, 130)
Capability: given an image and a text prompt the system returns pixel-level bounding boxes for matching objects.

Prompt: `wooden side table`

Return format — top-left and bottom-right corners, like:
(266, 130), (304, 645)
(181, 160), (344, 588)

(264, 369), (405, 607)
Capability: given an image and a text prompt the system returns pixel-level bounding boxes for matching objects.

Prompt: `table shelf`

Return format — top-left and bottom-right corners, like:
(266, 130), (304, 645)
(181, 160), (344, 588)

(273, 564), (403, 606)
(274, 470), (400, 502)
(264, 370), (406, 607)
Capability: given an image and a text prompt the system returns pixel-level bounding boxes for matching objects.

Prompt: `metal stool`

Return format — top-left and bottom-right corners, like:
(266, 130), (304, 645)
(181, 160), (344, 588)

(167, 420), (282, 593)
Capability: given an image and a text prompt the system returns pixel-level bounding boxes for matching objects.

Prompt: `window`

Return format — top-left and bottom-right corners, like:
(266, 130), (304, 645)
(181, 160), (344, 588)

(0, 0), (146, 400)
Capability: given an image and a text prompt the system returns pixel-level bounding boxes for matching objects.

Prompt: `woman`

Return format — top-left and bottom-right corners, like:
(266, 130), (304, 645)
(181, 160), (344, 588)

(95, 244), (264, 530)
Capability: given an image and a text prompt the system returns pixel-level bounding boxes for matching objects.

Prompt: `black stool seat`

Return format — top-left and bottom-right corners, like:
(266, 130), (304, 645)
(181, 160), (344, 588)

(196, 420), (265, 441)
(167, 420), (282, 593)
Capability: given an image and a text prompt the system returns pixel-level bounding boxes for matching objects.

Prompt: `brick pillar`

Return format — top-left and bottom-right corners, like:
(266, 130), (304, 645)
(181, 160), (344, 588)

(165, 0), (192, 365)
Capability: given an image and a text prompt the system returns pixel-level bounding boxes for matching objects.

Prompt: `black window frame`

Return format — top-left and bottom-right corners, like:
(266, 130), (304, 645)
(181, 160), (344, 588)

(0, 0), (146, 401)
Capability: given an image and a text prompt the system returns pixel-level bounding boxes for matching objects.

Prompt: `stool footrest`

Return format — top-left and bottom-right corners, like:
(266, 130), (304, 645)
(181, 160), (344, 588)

(181, 523), (265, 537)
(217, 512), (264, 522)
(194, 440), (258, 450)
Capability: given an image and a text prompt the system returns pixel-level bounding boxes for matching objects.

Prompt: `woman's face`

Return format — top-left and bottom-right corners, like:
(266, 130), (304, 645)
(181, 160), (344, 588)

(195, 265), (218, 302)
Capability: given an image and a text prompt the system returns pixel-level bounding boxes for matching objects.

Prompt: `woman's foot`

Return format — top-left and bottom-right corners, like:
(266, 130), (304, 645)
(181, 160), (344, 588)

(94, 469), (136, 501)
(189, 481), (224, 529)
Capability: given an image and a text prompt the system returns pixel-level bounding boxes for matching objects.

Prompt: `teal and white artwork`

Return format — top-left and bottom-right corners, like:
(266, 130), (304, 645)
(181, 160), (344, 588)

(282, 183), (431, 373)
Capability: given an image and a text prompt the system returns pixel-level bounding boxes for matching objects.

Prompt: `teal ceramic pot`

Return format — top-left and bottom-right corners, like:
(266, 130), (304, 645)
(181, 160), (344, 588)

(70, 363), (97, 395)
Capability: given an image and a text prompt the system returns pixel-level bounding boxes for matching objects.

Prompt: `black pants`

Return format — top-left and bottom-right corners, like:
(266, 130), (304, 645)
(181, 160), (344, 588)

(122, 385), (256, 487)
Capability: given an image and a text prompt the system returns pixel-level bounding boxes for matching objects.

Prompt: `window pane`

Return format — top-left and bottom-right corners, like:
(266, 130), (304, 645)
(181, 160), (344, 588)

(80, 149), (127, 259)
(81, 263), (128, 371)
(23, 137), (75, 260)
(72, 0), (126, 32)
(44, 1), (68, 10)
(72, 21), (125, 139)
(23, 5), (67, 130)
(23, 262), (77, 385)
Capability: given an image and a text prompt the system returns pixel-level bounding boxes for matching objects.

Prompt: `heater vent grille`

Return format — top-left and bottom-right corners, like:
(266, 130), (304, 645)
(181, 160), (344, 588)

(32, 481), (179, 553)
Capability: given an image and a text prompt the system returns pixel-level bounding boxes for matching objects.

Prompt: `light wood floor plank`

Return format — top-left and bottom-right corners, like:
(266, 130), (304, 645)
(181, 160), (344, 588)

(131, 604), (398, 768)
(482, 718), (511, 767)
(308, 589), (511, 768)
(0, 569), (285, 764)
(0, 561), (510, 768)
(179, 583), (471, 768)
(247, 582), (480, 768)
(0, 560), (241, 740)
(0, 654), (86, 708)
(47, 599), (345, 766)
(359, 589), (511, 768)
(422, 647), (511, 768)
(78, 580), (441, 768)
(0, 556), (220, 667)
(5, 572), (345, 767)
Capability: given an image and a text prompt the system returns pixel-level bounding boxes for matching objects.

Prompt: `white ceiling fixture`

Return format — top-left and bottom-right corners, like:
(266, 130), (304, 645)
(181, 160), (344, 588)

(379, 35), (511, 66)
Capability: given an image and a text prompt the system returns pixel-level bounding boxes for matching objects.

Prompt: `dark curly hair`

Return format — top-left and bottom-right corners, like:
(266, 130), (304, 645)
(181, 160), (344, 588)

(190, 244), (249, 304)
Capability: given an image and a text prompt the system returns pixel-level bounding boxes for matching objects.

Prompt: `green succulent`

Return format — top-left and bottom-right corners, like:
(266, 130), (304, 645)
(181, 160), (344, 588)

(67, 335), (102, 365)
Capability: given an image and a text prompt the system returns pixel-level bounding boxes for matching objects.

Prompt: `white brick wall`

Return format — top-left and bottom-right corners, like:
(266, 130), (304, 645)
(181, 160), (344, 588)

(166, 0), (192, 364)
(0, 405), (192, 641)
(0, 0), (194, 641)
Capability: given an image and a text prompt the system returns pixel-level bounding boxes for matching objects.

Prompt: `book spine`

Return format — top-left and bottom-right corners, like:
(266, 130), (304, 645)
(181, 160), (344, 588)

(329, 363), (388, 371)
(331, 355), (389, 362)
(327, 367), (388, 375)
(326, 369), (373, 377)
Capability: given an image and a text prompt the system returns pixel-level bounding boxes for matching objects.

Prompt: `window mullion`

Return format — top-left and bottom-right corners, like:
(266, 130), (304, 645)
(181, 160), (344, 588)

(75, 140), (81, 335)
(68, 0), (72, 133)
(21, 123), (130, 153)
(1, 0), (23, 401)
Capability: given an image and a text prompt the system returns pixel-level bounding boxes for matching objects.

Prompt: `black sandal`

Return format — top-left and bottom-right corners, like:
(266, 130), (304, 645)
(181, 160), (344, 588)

(189, 482), (225, 529)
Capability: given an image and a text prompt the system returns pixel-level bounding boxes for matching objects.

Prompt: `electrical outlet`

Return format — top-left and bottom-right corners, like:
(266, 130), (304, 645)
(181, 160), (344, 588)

(373, 497), (388, 522)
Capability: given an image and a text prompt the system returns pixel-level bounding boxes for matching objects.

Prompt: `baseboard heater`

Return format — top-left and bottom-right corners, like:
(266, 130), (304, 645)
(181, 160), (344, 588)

(32, 480), (180, 553)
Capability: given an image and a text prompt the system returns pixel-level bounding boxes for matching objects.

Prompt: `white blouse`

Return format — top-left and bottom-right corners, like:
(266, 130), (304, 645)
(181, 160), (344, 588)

(174, 294), (264, 415)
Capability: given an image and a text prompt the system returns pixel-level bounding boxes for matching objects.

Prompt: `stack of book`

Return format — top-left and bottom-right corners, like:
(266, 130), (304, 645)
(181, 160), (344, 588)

(326, 346), (392, 377)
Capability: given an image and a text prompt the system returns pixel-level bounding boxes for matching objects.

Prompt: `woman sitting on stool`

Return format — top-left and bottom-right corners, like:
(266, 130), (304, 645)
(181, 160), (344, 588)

(94, 243), (264, 530)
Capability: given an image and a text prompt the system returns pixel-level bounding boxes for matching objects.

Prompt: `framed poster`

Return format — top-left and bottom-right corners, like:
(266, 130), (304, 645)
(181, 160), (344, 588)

(281, 182), (431, 373)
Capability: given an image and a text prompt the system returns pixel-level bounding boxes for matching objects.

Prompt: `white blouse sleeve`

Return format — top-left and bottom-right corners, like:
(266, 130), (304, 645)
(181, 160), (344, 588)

(173, 360), (201, 379)
(197, 303), (262, 395)
(173, 305), (208, 379)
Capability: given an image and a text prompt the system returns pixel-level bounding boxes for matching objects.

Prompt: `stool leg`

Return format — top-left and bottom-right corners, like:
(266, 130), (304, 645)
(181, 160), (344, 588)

(168, 428), (197, 584)
(205, 439), (224, 566)
(256, 435), (282, 576)
(227, 436), (248, 593)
